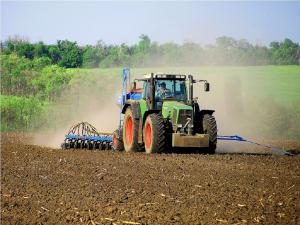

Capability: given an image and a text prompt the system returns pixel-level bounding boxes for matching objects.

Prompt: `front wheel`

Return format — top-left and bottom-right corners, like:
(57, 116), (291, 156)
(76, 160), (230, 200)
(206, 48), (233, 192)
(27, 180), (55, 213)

(202, 114), (217, 154)
(143, 113), (167, 153)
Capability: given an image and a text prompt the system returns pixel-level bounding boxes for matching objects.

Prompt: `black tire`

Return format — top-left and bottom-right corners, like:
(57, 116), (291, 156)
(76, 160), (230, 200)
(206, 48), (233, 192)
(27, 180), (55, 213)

(87, 141), (92, 150)
(123, 107), (139, 152)
(74, 141), (78, 149)
(112, 129), (124, 151)
(202, 114), (217, 154)
(143, 113), (167, 153)
(69, 141), (74, 149)
(80, 141), (84, 149)
(101, 142), (106, 150)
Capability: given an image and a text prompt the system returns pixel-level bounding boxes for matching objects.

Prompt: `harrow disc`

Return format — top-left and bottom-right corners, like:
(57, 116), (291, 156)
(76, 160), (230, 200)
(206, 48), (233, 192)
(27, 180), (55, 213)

(62, 122), (112, 150)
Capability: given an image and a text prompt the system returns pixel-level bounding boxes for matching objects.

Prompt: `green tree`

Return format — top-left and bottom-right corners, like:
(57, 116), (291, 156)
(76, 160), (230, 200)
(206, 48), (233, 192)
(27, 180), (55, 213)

(14, 42), (35, 59)
(34, 41), (48, 58)
(132, 34), (151, 66)
(0, 54), (33, 95)
(31, 65), (73, 100)
(180, 42), (204, 65)
(0, 95), (48, 131)
(48, 45), (61, 64)
(57, 40), (83, 68)
(160, 42), (181, 65)
(270, 38), (300, 64)
(32, 56), (52, 70)
(1, 35), (300, 68)
(82, 45), (102, 68)
(99, 45), (121, 67)
(119, 43), (131, 66)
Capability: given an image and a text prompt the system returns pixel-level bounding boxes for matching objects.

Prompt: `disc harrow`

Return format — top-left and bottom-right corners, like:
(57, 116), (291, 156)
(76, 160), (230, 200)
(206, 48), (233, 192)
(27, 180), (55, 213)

(61, 122), (113, 150)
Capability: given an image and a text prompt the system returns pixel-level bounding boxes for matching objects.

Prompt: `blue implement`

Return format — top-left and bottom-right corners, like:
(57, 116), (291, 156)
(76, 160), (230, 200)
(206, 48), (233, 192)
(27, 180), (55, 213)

(217, 135), (295, 156)
(65, 134), (112, 142)
(61, 122), (113, 150)
(217, 135), (246, 142)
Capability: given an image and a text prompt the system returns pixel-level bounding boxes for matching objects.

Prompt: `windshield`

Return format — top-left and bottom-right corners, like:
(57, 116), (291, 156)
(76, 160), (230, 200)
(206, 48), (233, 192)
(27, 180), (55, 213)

(155, 79), (187, 101)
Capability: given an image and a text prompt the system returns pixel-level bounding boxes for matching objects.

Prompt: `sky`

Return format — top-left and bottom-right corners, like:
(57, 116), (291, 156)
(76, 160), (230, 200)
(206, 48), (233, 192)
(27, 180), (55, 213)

(1, 1), (300, 46)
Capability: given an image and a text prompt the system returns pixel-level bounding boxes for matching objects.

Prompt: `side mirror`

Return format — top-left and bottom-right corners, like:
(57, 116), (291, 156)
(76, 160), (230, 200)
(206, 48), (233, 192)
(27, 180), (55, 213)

(204, 82), (210, 92)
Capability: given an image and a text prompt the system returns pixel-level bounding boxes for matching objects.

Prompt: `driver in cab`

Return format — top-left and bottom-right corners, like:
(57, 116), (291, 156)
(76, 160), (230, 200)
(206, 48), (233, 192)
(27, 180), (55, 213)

(158, 82), (171, 99)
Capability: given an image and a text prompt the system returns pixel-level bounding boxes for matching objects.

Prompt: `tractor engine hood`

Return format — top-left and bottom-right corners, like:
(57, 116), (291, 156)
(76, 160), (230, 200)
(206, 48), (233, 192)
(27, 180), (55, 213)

(162, 101), (193, 130)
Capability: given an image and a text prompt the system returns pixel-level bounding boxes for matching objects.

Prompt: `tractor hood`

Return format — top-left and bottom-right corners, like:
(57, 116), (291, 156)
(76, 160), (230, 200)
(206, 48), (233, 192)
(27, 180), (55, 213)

(161, 101), (193, 123)
(162, 101), (192, 111)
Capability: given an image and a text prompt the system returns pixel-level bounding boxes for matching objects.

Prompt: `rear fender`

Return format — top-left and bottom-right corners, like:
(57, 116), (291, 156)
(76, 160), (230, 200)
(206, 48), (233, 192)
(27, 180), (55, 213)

(143, 110), (161, 125)
(121, 103), (130, 114)
(121, 101), (141, 119)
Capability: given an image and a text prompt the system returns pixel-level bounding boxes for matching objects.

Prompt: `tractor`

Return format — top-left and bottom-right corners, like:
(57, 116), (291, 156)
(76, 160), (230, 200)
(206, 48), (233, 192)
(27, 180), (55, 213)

(112, 69), (217, 154)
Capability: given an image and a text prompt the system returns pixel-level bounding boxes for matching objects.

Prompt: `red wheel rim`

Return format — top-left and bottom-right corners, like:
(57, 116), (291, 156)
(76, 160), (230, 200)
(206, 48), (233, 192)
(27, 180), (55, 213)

(125, 116), (133, 145)
(145, 122), (152, 148)
(113, 133), (118, 147)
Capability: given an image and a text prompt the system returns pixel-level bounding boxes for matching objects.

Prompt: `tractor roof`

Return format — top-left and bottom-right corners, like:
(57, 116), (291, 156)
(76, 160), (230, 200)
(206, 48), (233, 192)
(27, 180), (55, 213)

(142, 73), (187, 80)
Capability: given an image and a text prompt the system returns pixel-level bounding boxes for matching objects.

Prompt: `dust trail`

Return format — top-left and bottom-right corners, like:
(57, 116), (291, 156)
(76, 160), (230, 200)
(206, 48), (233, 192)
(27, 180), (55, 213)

(33, 70), (121, 148)
(33, 67), (300, 151)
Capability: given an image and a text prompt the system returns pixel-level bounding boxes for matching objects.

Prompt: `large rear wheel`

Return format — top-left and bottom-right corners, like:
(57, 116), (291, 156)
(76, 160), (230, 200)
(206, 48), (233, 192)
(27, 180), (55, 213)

(202, 114), (217, 154)
(123, 107), (139, 152)
(143, 113), (167, 153)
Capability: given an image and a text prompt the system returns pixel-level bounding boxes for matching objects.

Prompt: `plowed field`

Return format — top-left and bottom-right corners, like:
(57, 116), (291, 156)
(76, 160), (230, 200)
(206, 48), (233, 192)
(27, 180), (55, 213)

(1, 133), (300, 224)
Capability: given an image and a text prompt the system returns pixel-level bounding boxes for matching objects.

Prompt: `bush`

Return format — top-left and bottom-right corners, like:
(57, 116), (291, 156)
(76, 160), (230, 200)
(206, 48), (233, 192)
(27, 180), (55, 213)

(0, 95), (48, 131)
(31, 65), (75, 100)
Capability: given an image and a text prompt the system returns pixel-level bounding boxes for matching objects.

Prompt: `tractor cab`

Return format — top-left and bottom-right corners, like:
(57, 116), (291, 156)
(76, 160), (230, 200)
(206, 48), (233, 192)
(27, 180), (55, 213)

(140, 74), (188, 110)
(154, 79), (187, 102)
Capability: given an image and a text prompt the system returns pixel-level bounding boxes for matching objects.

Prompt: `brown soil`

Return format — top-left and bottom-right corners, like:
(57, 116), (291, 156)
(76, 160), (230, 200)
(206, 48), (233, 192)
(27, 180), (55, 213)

(1, 132), (300, 225)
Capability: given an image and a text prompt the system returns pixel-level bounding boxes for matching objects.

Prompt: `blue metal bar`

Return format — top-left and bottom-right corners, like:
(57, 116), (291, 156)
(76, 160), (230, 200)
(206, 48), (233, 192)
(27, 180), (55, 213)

(217, 134), (294, 156)
(217, 135), (246, 142)
(65, 135), (112, 142)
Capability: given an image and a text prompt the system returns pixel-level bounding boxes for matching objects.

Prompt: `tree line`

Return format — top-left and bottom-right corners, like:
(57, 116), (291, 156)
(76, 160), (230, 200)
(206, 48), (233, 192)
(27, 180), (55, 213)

(0, 53), (80, 131)
(1, 35), (300, 68)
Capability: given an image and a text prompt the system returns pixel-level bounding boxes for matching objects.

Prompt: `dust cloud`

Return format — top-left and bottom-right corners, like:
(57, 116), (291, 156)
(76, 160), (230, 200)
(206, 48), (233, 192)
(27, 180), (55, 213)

(190, 72), (300, 153)
(33, 67), (300, 151)
(33, 71), (121, 148)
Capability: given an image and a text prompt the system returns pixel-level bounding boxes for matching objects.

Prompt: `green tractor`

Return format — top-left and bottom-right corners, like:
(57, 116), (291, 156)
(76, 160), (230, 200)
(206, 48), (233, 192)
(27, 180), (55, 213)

(112, 70), (217, 154)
